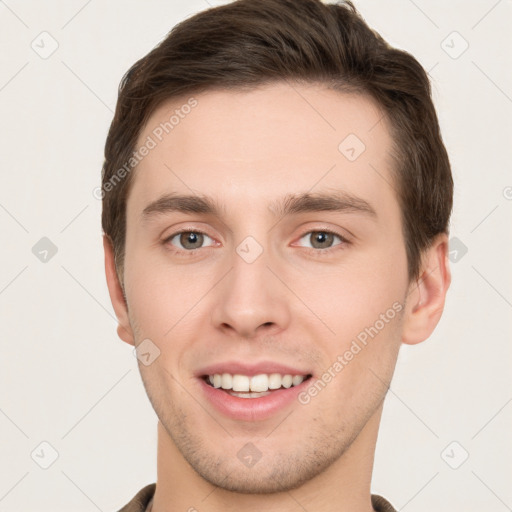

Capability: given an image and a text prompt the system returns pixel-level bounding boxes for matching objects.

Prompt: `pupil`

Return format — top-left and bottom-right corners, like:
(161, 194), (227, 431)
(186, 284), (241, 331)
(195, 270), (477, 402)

(312, 231), (332, 248)
(181, 232), (202, 249)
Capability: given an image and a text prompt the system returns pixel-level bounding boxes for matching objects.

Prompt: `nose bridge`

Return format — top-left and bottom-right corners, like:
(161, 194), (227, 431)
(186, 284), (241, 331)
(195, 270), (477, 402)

(211, 231), (290, 338)
(232, 235), (271, 293)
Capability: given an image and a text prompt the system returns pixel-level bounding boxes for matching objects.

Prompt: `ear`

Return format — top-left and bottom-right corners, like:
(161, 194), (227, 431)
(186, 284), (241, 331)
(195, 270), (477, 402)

(401, 233), (452, 345)
(103, 234), (135, 346)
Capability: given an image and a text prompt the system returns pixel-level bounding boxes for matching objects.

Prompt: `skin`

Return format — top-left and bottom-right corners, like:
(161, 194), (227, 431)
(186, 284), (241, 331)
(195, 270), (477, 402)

(104, 82), (451, 512)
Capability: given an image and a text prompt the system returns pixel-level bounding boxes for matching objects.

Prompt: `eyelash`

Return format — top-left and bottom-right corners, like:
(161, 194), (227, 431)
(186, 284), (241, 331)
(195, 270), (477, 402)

(162, 228), (350, 256)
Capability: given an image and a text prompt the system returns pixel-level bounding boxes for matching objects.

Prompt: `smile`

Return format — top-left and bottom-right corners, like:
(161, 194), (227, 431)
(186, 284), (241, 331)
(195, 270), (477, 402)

(198, 373), (315, 421)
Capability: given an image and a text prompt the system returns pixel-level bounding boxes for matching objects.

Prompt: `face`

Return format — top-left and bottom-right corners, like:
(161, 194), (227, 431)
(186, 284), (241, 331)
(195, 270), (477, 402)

(120, 82), (412, 492)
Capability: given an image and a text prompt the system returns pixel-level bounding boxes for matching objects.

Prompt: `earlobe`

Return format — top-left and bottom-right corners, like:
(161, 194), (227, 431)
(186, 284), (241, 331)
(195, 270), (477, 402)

(401, 233), (452, 345)
(103, 235), (135, 346)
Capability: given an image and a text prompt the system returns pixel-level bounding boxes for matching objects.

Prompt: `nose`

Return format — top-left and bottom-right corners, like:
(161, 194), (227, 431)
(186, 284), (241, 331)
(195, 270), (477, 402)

(210, 243), (291, 340)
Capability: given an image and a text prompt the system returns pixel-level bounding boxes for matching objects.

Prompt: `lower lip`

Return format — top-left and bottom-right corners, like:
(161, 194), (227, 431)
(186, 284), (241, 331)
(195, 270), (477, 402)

(197, 376), (314, 422)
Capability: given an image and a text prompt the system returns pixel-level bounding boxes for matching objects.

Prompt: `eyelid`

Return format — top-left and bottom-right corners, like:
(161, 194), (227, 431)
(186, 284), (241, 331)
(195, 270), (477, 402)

(296, 226), (350, 242)
(163, 228), (217, 252)
(162, 226), (351, 254)
(292, 227), (350, 252)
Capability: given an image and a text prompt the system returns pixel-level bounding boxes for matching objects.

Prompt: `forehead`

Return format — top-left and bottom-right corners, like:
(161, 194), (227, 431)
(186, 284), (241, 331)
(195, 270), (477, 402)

(127, 82), (397, 222)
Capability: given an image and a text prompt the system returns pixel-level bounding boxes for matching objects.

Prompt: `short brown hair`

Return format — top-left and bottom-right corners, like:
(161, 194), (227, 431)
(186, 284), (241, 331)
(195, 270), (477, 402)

(101, 0), (453, 287)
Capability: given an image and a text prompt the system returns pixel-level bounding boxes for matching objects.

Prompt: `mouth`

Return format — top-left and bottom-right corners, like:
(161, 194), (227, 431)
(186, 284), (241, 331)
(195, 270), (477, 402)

(197, 371), (315, 421)
(200, 373), (313, 398)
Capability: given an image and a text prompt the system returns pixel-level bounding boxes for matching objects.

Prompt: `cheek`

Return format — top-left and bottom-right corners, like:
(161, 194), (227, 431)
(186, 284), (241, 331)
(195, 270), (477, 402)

(307, 252), (406, 332)
(300, 244), (407, 386)
(311, 295), (404, 416)
(123, 244), (175, 337)
(124, 246), (212, 342)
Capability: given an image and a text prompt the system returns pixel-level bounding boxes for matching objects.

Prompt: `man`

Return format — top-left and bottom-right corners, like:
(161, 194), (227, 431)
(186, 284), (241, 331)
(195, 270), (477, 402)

(101, 0), (453, 510)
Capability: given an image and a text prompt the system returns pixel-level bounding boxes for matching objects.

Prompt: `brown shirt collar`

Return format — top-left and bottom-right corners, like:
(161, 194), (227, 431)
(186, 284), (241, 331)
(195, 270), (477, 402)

(117, 483), (397, 512)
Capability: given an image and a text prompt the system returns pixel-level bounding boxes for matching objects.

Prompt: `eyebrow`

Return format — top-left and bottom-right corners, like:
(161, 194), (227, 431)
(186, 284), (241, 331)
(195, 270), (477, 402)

(140, 191), (377, 223)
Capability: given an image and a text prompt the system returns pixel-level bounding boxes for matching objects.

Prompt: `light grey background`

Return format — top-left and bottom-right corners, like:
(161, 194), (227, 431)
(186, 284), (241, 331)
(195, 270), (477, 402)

(0, 1), (511, 511)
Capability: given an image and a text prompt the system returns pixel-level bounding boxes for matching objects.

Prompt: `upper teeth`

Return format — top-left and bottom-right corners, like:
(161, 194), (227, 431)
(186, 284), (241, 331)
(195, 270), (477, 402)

(207, 373), (307, 392)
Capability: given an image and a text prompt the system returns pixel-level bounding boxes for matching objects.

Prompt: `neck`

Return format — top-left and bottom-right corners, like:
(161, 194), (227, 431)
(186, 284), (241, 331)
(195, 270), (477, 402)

(151, 404), (382, 512)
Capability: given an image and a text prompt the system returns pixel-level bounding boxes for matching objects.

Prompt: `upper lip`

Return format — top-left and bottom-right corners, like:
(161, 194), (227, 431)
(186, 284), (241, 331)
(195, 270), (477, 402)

(196, 360), (313, 378)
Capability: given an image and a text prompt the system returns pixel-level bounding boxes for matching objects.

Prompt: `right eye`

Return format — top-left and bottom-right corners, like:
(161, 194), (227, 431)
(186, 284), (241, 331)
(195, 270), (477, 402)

(163, 230), (216, 253)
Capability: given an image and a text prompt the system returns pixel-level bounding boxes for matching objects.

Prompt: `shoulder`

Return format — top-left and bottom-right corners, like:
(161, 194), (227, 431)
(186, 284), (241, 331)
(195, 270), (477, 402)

(371, 493), (397, 512)
(116, 483), (156, 512)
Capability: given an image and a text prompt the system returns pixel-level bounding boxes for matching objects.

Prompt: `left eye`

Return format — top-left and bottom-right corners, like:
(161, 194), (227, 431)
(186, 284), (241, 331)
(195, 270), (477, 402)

(296, 230), (345, 250)
(166, 231), (215, 251)
(164, 229), (346, 253)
